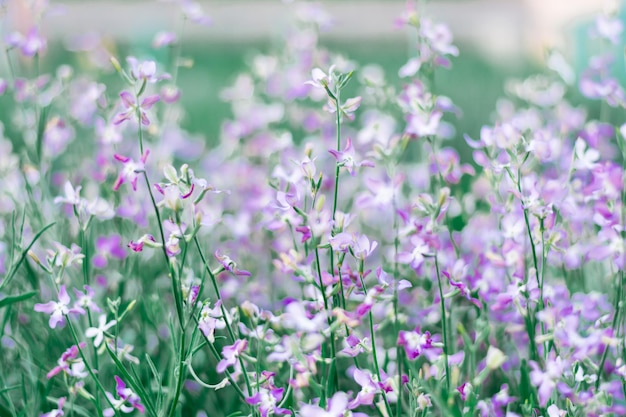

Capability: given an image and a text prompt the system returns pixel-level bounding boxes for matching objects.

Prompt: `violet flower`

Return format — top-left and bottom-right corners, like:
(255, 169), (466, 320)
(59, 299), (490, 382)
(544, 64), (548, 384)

(217, 339), (248, 373)
(348, 369), (380, 408)
(93, 234), (127, 268)
(47, 343), (88, 379)
(40, 397), (65, 417)
(34, 285), (83, 329)
(328, 137), (375, 176)
(246, 387), (291, 417)
(398, 327), (434, 360)
(113, 150), (149, 191)
(73, 285), (101, 313)
(103, 376), (145, 416)
(112, 91), (160, 126)
(214, 251), (251, 277)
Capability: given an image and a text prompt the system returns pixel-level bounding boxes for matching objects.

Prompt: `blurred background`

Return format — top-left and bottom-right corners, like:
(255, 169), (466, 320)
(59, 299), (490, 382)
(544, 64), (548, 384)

(1, 0), (624, 145)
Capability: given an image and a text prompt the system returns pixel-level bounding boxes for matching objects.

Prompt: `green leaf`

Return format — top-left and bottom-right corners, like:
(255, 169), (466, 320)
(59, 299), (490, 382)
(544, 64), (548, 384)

(0, 291), (37, 309)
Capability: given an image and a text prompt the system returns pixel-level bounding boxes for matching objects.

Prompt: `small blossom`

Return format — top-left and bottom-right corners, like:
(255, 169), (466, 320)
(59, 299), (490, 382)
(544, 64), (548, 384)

(40, 397), (66, 417)
(113, 150), (149, 191)
(85, 314), (117, 347)
(152, 31), (177, 48)
(113, 91), (160, 126)
(214, 251), (251, 276)
(34, 286), (82, 329)
(73, 285), (101, 313)
(246, 387), (291, 417)
(328, 137), (375, 176)
(103, 376), (145, 416)
(128, 234), (157, 253)
(47, 343), (88, 379)
(217, 339), (248, 373)
(93, 235), (127, 268)
(398, 328), (433, 360)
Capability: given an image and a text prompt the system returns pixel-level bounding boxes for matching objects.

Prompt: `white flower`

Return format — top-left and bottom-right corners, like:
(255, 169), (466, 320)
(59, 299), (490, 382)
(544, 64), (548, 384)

(85, 315), (117, 347)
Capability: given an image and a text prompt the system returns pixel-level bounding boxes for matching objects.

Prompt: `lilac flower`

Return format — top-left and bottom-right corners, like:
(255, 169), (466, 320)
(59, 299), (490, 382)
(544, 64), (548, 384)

(198, 301), (226, 343)
(126, 57), (170, 83)
(300, 392), (348, 417)
(328, 232), (354, 253)
(47, 343), (88, 379)
(530, 356), (568, 406)
(214, 251), (251, 277)
(328, 137), (375, 176)
(113, 150), (149, 191)
(397, 235), (432, 269)
(398, 327), (433, 360)
(8, 27), (47, 57)
(85, 315), (117, 347)
(93, 234), (127, 268)
(246, 387), (291, 417)
(40, 397), (65, 417)
(217, 339), (248, 373)
(73, 285), (101, 313)
(34, 286), (82, 329)
(152, 31), (177, 48)
(457, 382), (472, 401)
(127, 234), (157, 253)
(348, 369), (380, 408)
(112, 91), (160, 126)
(305, 65), (336, 90)
(160, 85), (181, 104)
(180, 0), (212, 26)
(352, 233), (378, 260)
(103, 376), (145, 416)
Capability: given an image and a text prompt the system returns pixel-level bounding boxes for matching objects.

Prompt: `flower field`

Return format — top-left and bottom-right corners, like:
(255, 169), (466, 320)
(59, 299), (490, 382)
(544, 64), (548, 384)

(1, 1), (626, 416)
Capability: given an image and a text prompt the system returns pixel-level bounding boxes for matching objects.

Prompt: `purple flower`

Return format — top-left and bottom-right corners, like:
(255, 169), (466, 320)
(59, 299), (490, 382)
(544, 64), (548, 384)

(592, 13), (623, 45)
(246, 387), (291, 417)
(456, 382), (472, 401)
(112, 91), (160, 126)
(348, 369), (380, 408)
(398, 328), (433, 360)
(93, 234), (127, 268)
(34, 286), (82, 328)
(47, 343), (88, 379)
(328, 137), (375, 176)
(214, 251), (251, 277)
(40, 397), (66, 417)
(73, 285), (101, 313)
(152, 31), (177, 48)
(103, 376), (145, 416)
(126, 57), (169, 83)
(127, 234), (156, 253)
(113, 150), (149, 191)
(529, 356), (568, 406)
(0, 78), (6, 95)
(217, 339), (248, 373)
(9, 27), (47, 57)
(198, 301), (226, 343)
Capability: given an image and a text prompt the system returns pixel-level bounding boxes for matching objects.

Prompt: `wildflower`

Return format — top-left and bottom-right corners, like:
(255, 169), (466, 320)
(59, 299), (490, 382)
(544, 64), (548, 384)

(217, 339), (248, 373)
(328, 137), (375, 176)
(127, 234), (157, 253)
(214, 251), (251, 277)
(126, 57), (169, 83)
(398, 328), (433, 360)
(85, 315), (117, 347)
(348, 369), (380, 408)
(113, 150), (149, 191)
(457, 382), (472, 401)
(40, 397), (65, 417)
(73, 285), (101, 313)
(300, 392), (356, 417)
(34, 286), (83, 329)
(93, 235), (127, 268)
(305, 65), (336, 90)
(198, 301), (226, 343)
(152, 31), (177, 48)
(246, 386), (291, 417)
(112, 91), (160, 126)
(8, 27), (47, 57)
(103, 376), (145, 416)
(47, 343), (88, 379)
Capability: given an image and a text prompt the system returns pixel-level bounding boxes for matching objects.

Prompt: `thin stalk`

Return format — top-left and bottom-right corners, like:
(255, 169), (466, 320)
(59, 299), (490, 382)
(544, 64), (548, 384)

(434, 255), (450, 392)
(167, 331), (186, 417)
(359, 271), (394, 417)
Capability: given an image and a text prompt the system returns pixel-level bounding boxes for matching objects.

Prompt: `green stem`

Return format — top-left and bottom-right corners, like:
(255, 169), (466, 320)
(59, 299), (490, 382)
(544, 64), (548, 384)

(167, 331), (187, 417)
(434, 255), (450, 392)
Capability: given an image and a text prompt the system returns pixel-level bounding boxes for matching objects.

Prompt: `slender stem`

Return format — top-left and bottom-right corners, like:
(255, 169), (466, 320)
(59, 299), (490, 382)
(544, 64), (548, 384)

(393, 190), (403, 417)
(434, 255), (450, 392)
(167, 331), (186, 417)
(359, 272), (393, 417)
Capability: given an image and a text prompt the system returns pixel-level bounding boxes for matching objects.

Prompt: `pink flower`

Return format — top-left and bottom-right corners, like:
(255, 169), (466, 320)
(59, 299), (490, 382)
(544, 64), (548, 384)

(113, 150), (149, 191)
(34, 286), (83, 329)
(40, 397), (66, 417)
(217, 339), (248, 373)
(112, 91), (160, 126)
(103, 376), (145, 416)
(46, 343), (88, 379)
(348, 369), (380, 408)
(328, 137), (375, 176)
(398, 328), (433, 360)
